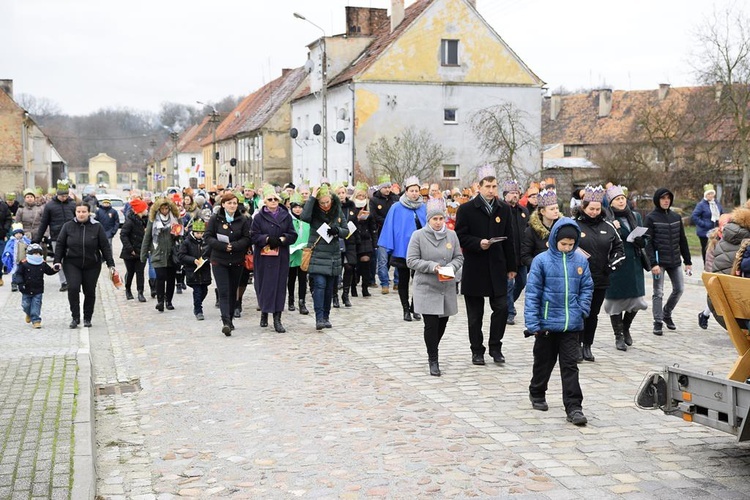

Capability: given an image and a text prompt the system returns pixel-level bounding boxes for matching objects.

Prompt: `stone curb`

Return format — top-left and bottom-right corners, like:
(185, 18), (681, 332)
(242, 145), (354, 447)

(72, 327), (96, 500)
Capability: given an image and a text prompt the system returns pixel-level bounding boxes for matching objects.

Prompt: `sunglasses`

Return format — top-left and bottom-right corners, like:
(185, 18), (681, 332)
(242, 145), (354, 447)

(266, 197), (280, 202)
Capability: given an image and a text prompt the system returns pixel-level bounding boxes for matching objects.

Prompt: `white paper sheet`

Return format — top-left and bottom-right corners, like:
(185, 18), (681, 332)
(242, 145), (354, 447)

(626, 226), (648, 243)
(437, 265), (455, 278)
(346, 220), (357, 239)
(317, 222), (333, 243)
(217, 234), (230, 243)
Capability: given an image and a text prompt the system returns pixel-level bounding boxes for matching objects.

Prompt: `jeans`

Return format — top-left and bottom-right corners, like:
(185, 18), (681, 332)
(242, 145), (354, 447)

(310, 273), (335, 322)
(376, 246), (399, 287)
(22, 293), (43, 323)
(63, 262), (101, 321)
(190, 284), (209, 315)
(652, 265), (684, 322)
(506, 265), (528, 319)
(529, 330), (583, 414)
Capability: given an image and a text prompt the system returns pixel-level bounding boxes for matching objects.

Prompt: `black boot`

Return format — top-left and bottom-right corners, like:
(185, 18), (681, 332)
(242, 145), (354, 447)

(260, 312), (268, 327)
(125, 289), (134, 300)
(149, 279), (156, 298)
(350, 283), (358, 297)
(623, 311), (637, 346)
(429, 356), (441, 376)
(332, 294), (340, 308)
(576, 343), (584, 363)
(298, 299), (309, 315)
(358, 262), (371, 297)
(361, 283), (371, 297)
(137, 290), (147, 302)
(582, 344), (595, 362)
(410, 302), (421, 321)
(342, 290), (352, 308)
(273, 312), (286, 333)
(403, 306), (413, 322)
(288, 296), (295, 312)
(222, 321), (232, 337)
(155, 300), (164, 312)
(611, 315), (627, 351)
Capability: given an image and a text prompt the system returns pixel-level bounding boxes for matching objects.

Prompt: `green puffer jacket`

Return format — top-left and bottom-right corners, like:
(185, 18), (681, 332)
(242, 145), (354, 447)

(300, 196), (349, 276)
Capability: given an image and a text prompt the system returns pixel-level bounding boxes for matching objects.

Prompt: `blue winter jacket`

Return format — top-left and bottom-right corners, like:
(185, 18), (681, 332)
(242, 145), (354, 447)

(691, 198), (723, 238)
(524, 218), (594, 334)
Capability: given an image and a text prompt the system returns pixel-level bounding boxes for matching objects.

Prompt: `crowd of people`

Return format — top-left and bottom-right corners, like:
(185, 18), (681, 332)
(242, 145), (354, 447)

(2, 172), (750, 427)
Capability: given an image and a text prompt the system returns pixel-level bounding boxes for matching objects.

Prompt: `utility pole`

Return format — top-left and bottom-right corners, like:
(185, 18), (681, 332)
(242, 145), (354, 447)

(197, 101), (220, 186)
(170, 131), (179, 188)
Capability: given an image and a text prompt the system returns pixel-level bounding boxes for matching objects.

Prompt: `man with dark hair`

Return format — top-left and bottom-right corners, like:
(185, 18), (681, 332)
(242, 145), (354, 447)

(645, 187), (692, 336)
(502, 180), (529, 325)
(371, 175), (400, 294)
(455, 167), (517, 365)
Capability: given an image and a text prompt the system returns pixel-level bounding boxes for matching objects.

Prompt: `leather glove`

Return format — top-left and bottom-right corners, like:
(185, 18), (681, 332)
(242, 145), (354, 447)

(327, 226), (338, 237)
(267, 236), (280, 249)
(633, 236), (646, 249)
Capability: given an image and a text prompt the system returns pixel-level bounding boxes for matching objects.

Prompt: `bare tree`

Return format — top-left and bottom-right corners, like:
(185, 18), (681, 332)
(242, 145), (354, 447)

(470, 101), (538, 184)
(693, 6), (750, 204)
(366, 127), (451, 184)
(15, 93), (62, 118)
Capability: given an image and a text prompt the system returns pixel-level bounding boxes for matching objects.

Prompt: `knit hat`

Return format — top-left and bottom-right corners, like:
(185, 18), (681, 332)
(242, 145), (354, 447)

(501, 180), (520, 194)
(476, 164), (496, 182)
(5, 192), (15, 201)
(403, 176), (420, 189)
(376, 174), (391, 189)
(191, 219), (206, 232)
(27, 243), (44, 255)
(194, 195), (206, 207)
(56, 180), (70, 194)
(11, 222), (24, 236)
(100, 198), (111, 205)
(556, 223), (579, 242)
(537, 189), (558, 207)
(130, 199), (148, 214)
(582, 185), (606, 203)
(426, 198), (446, 220)
(703, 183), (716, 197)
(605, 185), (625, 203)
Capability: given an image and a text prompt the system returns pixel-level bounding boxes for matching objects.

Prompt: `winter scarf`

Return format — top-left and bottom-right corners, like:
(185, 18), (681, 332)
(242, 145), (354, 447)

(399, 192), (424, 210)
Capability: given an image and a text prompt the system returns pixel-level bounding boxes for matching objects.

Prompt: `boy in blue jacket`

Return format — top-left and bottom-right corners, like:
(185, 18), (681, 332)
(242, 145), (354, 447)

(525, 218), (594, 425)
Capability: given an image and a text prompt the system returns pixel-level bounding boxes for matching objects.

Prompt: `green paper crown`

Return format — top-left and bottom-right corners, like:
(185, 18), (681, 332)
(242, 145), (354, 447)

(261, 184), (277, 199)
(56, 179), (70, 192)
(355, 181), (369, 193)
(290, 192), (303, 205)
(191, 219), (206, 232)
(243, 181), (255, 190)
(317, 184), (330, 199)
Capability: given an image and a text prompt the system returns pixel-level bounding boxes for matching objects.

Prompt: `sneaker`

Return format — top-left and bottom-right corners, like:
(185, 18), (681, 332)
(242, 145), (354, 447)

(195, 313), (204, 321)
(381, 286), (390, 295)
(529, 394), (548, 412)
(663, 316), (676, 330)
(698, 312), (709, 330)
(653, 322), (663, 336)
(32, 322), (41, 329)
(25, 315), (31, 324)
(507, 316), (515, 326)
(566, 409), (588, 426)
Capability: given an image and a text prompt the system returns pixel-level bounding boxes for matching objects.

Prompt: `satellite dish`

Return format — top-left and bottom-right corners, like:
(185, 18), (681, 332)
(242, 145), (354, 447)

(335, 131), (346, 144)
(301, 130), (310, 140)
(290, 128), (298, 139)
(304, 59), (315, 73)
(337, 108), (348, 120)
(312, 124), (322, 136)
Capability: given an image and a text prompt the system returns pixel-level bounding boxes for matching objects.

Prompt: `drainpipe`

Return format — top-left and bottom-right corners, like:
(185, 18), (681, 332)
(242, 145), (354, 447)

(349, 83), (356, 182)
(21, 113), (29, 189)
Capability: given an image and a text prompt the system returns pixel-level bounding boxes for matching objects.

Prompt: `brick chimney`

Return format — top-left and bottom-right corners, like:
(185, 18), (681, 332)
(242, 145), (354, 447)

(0, 79), (13, 98)
(658, 83), (670, 100)
(715, 80), (724, 103)
(346, 7), (388, 36)
(598, 89), (612, 118)
(550, 95), (562, 121)
(391, 0), (405, 32)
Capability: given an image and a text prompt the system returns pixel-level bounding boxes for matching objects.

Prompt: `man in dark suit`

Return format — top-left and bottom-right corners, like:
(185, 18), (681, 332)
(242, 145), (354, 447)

(455, 166), (517, 365)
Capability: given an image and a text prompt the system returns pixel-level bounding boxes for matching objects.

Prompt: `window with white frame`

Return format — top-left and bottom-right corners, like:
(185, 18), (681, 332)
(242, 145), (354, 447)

(442, 164), (459, 179)
(444, 108), (457, 123)
(441, 39), (459, 66)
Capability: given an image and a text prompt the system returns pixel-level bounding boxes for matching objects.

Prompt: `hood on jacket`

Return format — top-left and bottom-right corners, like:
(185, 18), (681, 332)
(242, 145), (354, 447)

(652, 188), (674, 209)
(731, 206), (750, 230)
(149, 198), (180, 221)
(547, 217), (581, 257)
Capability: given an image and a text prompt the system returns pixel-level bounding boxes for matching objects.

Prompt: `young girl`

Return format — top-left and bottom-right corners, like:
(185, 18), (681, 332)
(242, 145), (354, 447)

(176, 219), (212, 320)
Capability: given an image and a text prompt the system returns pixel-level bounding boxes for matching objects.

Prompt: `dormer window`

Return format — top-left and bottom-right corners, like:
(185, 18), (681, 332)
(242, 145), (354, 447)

(441, 39), (459, 66)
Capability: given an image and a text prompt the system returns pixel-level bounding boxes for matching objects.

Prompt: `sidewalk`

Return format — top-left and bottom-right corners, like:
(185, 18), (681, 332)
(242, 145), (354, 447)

(0, 274), (95, 499)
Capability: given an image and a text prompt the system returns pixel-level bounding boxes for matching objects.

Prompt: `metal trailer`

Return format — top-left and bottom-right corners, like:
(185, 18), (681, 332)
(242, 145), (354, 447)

(636, 272), (750, 443)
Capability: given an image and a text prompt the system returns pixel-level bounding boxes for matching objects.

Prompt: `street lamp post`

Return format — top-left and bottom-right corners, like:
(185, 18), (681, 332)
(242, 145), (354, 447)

(294, 12), (327, 179)
(197, 101), (220, 186)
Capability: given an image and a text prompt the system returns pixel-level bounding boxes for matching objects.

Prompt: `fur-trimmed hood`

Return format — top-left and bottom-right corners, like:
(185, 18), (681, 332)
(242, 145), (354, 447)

(731, 206), (750, 230)
(529, 208), (552, 240)
(149, 198), (179, 221)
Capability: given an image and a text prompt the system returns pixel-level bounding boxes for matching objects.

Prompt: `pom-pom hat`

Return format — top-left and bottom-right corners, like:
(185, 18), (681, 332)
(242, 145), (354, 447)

(11, 222), (24, 235)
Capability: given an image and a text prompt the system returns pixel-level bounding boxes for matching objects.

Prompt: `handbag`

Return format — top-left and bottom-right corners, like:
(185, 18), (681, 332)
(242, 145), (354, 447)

(301, 236), (322, 272)
(639, 248), (651, 272)
(244, 252), (254, 271)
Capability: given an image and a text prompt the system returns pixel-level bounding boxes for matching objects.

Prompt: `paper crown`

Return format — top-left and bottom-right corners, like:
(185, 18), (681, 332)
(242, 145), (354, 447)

(5, 192), (15, 200)
(355, 181), (369, 193)
(56, 179), (70, 193)
(403, 176), (420, 189)
(538, 189), (558, 207)
(376, 174), (391, 187)
(236, 192), (246, 203)
(605, 185), (625, 203)
(22, 188), (35, 197)
(316, 184), (331, 198)
(289, 192), (304, 205)
(502, 179), (520, 193)
(11, 222), (23, 235)
(426, 197), (447, 218)
(35, 187), (44, 195)
(243, 181), (255, 190)
(261, 184), (277, 199)
(703, 183), (716, 195)
(582, 185), (606, 203)
(476, 164), (496, 182)
(191, 219), (206, 232)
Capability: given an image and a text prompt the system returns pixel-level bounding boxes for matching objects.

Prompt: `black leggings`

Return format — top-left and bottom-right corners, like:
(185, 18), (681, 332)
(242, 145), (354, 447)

(154, 266), (176, 303)
(581, 288), (606, 346)
(287, 266), (307, 301)
(123, 258), (146, 292)
(423, 314), (449, 358)
(63, 262), (101, 322)
(397, 267), (412, 309)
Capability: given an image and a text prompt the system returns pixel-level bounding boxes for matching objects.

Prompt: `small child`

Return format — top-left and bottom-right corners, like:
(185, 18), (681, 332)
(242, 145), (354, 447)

(2, 223), (32, 292)
(524, 218), (594, 426)
(14, 243), (58, 328)
(176, 219), (212, 320)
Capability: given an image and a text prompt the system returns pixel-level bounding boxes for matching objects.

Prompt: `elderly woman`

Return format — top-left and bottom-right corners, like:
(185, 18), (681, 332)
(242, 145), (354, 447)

(140, 197), (181, 313)
(691, 183), (723, 263)
(378, 176), (427, 321)
(407, 198), (464, 376)
(204, 192), (252, 336)
(54, 201), (116, 328)
(14, 188), (43, 239)
(250, 185), (297, 333)
(301, 185), (350, 330)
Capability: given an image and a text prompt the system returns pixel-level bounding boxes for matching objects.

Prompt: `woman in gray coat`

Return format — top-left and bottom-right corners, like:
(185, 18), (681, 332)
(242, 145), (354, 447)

(406, 199), (464, 377)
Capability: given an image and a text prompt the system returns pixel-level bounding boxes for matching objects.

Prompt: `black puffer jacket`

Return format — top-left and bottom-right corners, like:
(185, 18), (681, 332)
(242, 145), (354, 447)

(369, 190), (398, 234)
(575, 211), (625, 289)
(204, 209), (251, 267)
(176, 234), (212, 285)
(119, 211), (147, 260)
(645, 188), (692, 268)
(35, 197), (76, 242)
(54, 217), (115, 269)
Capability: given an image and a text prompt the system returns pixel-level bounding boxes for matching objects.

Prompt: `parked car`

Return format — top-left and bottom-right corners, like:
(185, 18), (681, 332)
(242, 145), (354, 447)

(96, 194), (126, 227)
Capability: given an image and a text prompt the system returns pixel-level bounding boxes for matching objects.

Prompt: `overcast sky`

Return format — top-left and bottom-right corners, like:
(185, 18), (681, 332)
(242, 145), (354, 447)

(1, 0), (734, 116)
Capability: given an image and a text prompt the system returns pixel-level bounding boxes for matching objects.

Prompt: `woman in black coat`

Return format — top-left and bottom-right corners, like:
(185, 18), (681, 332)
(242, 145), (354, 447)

(336, 185), (359, 307)
(350, 184), (378, 298)
(574, 187), (625, 362)
(119, 199), (149, 302)
(204, 192), (252, 336)
(520, 190), (560, 268)
(54, 201), (116, 329)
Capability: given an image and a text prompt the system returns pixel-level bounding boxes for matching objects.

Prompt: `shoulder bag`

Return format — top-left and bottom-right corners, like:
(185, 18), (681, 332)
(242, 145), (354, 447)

(301, 236), (322, 272)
